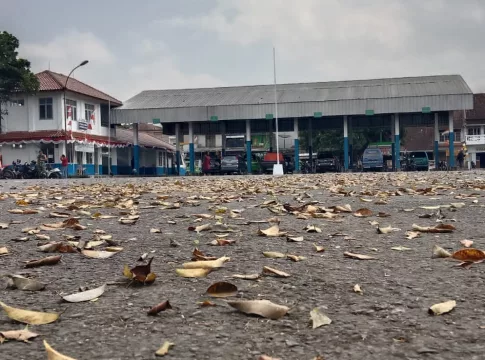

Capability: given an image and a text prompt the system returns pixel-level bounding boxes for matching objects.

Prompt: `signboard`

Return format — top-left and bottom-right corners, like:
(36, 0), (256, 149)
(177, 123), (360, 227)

(78, 120), (88, 131)
(365, 109), (374, 116)
(314, 112), (323, 118)
(152, 118), (161, 125)
(74, 143), (95, 153)
(422, 107), (431, 113)
(265, 114), (274, 120)
(210, 115), (218, 121)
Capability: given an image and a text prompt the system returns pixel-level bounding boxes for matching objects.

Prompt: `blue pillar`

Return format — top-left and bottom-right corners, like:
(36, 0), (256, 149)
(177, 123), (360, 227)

(246, 119), (252, 173)
(188, 122), (195, 174)
(394, 114), (400, 170)
(343, 115), (349, 171)
(133, 123), (140, 174)
(294, 118), (299, 172)
(175, 123), (180, 175)
(448, 111), (455, 168)
(391, 143), (395, 171)
(434, 113), (440, 166)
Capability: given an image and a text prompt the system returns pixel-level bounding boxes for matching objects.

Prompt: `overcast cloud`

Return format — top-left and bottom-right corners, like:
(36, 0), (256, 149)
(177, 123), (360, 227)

(2, 0), (485, 101)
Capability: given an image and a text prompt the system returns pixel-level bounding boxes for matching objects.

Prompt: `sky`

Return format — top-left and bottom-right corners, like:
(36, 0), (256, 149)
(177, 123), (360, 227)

(2, 0), (485, 102)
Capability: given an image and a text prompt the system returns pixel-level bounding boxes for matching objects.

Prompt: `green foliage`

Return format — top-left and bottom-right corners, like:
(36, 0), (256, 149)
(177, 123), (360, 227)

(0, 31), (40, 126)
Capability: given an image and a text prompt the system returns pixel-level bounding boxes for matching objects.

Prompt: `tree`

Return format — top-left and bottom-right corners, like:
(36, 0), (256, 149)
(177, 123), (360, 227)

(0, 31), (39, 133)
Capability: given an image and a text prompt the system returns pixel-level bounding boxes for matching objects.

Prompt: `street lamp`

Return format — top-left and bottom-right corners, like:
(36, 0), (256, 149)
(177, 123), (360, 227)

(63, 60), (89, 160)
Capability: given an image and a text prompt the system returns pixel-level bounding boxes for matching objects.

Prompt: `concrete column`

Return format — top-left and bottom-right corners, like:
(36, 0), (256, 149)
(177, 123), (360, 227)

(175, 123), (181, 175)
(448, 111), (455, 168)
(343, 115), (349, 171)
(434, 113), (440, 164)
(348, 117), (353, 170)
(110, 147), (117, 175)
(221, 121), (226, 157)
(246, 119), (252, 174)
(133, 123), (139, 174)
(394, 113), (400, 170)
(480, 125), (484, 135)
(391, 119), (395, 171)
(294, 118), (299, 172)
(308, 118), (313, 173)
(188, 122), (195, 175)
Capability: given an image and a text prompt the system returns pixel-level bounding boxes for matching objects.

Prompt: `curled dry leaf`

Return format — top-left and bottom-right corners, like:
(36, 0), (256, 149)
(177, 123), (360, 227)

(232, 273), (260, 280)
(191, 248), (217, 261)
(198, 300), (216, 307)
(429, 300), (456, 315)
(7, 275), (45, 291)
(62, 284), (107, 303)
(377, 212), (391, 218)
(432, 245), (451, 259)
(412, 223), (455, 233)
(353, 208), (373, 217)
(313, 243), (325, 252)
(405, 231), (421, 240)
(354, 284), (363, 295)
(287, 254), (306, 262)
(206, 281), (238, 298)
(25, 255), (62, 268)
(369, 220), (379, 226)
(287, 235), (304, 242)
(258, 225), (287, 237)
(209, 239), (236, 246)
(156, 341), (175, 357)
(360, 198), (372, 202)
(0, 301), (59, 325)
(391, 246), (412, 251)
(8, 209), (39, 215)
(0, 247), (9, 255)
(183, 256), (230, 269)
(344, 252), (377, 260)
(176, 268), (211, 278)
(150, 228), (162, 233)
(188, 223), (211, 233)
(310, 307), (332, 329)
(147, 300), (172, 316)
(81, 250), (119, 259)
(227, 299), (289, 320)
(44, 340), (77, 360)
(0, 223), (9, 229)
(259, 356), (281, 360)
(126, 258), (157, 284)
(0, 327), (39, 343)
(460, 239), (474, 248)
(377, 226), (401, 234)
(262, 266), (290, 278)
(451, 248), (485, 262)
(263, 251), (286, 259)
(304, 225), (322, 233)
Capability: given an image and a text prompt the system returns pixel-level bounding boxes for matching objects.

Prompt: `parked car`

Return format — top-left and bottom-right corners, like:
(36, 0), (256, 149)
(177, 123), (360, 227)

(362, 148), (384, 172)
(240, 153), (262, 174)
(315, 152), (341, 173)
(260, 152), (290, 174)
(220, 155), (243, 175)
(205, 156), (221, 175)
(408, 151), (429, 171)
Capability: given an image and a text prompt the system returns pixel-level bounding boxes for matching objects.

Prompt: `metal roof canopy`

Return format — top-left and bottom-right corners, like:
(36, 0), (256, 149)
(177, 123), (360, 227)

(112, 75), (473, 125)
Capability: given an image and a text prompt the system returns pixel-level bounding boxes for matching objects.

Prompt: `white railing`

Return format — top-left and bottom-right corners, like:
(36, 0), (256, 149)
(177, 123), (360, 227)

(465, 134), (485, 145)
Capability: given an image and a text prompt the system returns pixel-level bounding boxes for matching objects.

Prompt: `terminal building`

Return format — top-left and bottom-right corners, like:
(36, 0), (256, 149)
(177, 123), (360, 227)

(112, 74), (473, 174)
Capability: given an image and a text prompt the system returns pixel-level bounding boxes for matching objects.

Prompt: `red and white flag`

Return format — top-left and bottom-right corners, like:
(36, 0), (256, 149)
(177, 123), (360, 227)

(90, 112), (95, 124)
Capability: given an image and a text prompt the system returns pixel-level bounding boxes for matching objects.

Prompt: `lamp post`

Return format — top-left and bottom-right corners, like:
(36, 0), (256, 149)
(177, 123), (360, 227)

(63, 60), (88, 164)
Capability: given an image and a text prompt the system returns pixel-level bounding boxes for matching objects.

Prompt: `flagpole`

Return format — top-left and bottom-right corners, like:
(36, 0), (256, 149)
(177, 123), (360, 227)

(273, 47), (280, 165)
(108, 100), (111, 175)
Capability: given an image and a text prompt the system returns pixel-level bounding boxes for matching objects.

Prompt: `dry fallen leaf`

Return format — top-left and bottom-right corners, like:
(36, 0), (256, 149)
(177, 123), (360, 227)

(287, 235), (304, 242)
(310, 307), (332, 329)
(176, 268), (211, 278)
(227, 299), (289, 319)
(0, 247), (9, 256)
(258, 225), (287, 237)
(429, 300), (456, 315)
(412, 223), (455, 233)
(353, 208), (373, 217)
(25, 255), (62, 268)
(0, 327), (39, 343)
(7, 275), (46, 291)
(62, 284), (106, 303)
(81, 250), (119, 259)
(182, 256), (230, 269)
(391, 246), (412, 251)
(432, 245), (451, 258)
(287, 254), (306, 262)
(460, 239), (474, 248)
(156, 341), (175, 357)
(377, 226), (400, 234)
(232, 273), (260, 280)
(262, 266), (290, 278)
(313, 243), (325, 252)
(0, 301), (59, 325)
(304, 225), (322, 233)
(344, 252), (377, 260)
(263, 251), (286, 259)
(405, 231), (421, 240)
(353, 284), (363, 295)
(206, 282), (238, 298)
(44, 340), (77, 360)
(147, 300), (172, 316)
(451, 248), (485, 262)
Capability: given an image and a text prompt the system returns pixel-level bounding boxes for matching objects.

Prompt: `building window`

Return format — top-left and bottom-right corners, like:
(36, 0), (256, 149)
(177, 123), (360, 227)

(65, 99), (77, 120)
(468, 127), (480, 135)
(39, 98), (53, 120)
(440, 130), (461, 142)
(86, 152), (94, 164)
(206, 134), (216, 148)
(100, 104), (110, 127)
(85, 104), (95, 123)
(10, 99), (24, 106)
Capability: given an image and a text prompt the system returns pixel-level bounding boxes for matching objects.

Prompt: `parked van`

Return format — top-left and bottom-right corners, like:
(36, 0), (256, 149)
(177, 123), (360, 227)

(362, 148), (384, 171)
(409, 151), (429, 171)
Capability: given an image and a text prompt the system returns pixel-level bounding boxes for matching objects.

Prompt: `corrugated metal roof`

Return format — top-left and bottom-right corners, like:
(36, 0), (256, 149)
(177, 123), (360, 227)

(112, 75), (473, 124)
(115, 128), (175, 151)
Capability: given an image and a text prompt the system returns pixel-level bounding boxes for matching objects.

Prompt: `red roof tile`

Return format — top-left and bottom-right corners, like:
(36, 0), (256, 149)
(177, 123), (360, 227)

(454, 93), (485, 123)
(36, 71), (122, 106)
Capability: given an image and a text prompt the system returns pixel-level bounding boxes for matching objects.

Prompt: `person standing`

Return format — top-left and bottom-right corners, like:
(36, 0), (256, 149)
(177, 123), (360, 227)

(60, 154), (68, 178)
(37, 150), (47, 177)
(457, 149), (465, 169)
(202, 152), (211, 176)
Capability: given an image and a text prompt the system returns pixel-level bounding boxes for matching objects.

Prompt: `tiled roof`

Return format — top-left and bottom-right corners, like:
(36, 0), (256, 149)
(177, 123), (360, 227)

(454, 93), (485, 122)
(115, 128), (175, 151)
(36, 71), (122, 106)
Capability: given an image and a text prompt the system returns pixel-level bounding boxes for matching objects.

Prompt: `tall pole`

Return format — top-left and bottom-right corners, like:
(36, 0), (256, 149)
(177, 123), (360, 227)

(108, 100), (111, 175)
(63, 60), (89, 165)
(273, 47), (280, 165)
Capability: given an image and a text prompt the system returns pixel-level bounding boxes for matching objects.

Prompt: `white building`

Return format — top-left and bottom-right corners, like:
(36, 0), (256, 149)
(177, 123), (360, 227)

(0, 70), (175, 175)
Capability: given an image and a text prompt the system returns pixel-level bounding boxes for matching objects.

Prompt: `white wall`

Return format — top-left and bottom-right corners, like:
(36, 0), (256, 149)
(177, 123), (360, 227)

(1, 144), (41, 165)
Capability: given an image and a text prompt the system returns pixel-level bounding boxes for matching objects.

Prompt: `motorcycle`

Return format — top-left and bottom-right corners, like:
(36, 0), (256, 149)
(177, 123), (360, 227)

(2, 160), (62, 179)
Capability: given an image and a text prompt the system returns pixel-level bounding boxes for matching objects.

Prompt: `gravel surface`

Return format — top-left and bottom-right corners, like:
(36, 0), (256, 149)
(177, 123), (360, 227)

(0, 172), (485, 360)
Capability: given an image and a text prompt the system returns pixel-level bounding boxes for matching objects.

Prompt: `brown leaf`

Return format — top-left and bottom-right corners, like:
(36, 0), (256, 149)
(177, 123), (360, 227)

(313, 243), (325, 252)
(0, 302), (59, 325)
(258, 225), (287, 237)
(8, 209), (39, 215)
(263, 251), (286, 259)
(183, 256), (230, 269)
(232, 273), (260, 280)
(25, 255), (62, 268)
(130, 258), (156, 283)
(377, 212), (391, 217)
(451, 248), (485, 262)
(263, 266), (290, 278)
(405, 231), (421, 240)
(412, 223), (455, 233)
(344, 252), (377, 260)
(198, 300), (217, 307)
(206, 282), (238, 298)
(147, 300), (172, 316)
(191, 248), (217, 261)
(209, 239), (236, 246)
(353, 208), (373, 217)
(44, 340), (76, 360)
(176, 268), (211, 278)
(227, 299), (289, 320)
(287, 254), (305, 262)
(259, 356), (281, 360)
